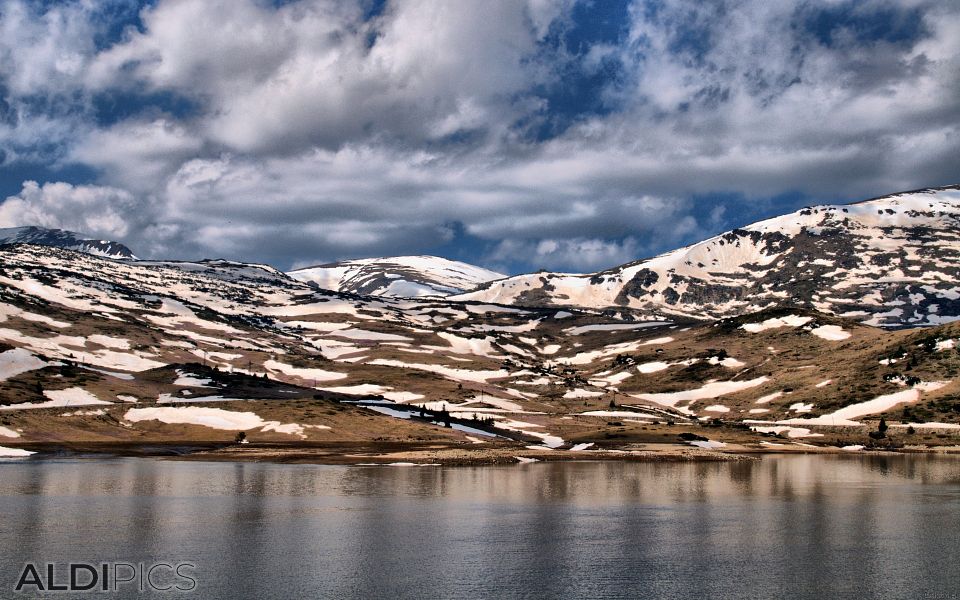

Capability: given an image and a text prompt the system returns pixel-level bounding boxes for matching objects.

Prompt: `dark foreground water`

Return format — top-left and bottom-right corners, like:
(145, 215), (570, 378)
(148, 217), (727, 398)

(0, 455), (959, 599)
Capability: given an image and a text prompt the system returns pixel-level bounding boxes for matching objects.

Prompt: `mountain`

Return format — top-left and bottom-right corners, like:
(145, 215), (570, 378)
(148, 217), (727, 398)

(0, 226), (136, 259)
(454, 185), (960, 328)
(1, 239), (958, 458)
(288, 255), (504, 297)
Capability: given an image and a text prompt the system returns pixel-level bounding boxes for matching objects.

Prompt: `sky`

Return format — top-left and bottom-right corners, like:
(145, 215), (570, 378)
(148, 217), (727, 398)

(0, 0), (958, 274)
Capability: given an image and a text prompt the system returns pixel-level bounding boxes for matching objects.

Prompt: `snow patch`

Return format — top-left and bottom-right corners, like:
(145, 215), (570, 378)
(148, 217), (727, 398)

(0, 445), (33, 457)
(810, 325), (851, 341)
(754, 391), (783, 404)
(689, 440), (727, 449)
(1, 387), (111, 410)
(578, 410), (653, 418)
(891, 422), (960, 430)
(319, 384), (389, 396)
(264, 359), (346, 383)
(935, 339), (956, 351)
(124, 406), (318, 438)
(563, 389), (604, 399)
(741, 315), (812, 333)
(369, 359), (508, 383)
(0, 426), (21, 437)
(783, 389), (920, 426)
(493, 419), (564, 448)
(173, 371), (214, 387)
(750, 425), (823, 439)
(0, 348), (48, 381)
(564, 322), (668, 335)
(631, 377), (769, 413)
(87, 334), (131, 349)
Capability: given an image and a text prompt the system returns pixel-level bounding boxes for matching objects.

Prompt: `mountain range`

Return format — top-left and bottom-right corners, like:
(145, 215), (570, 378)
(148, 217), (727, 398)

(1, 184), (959, 460)
(11, 185), (959, 329)
(455, 185), (960, 328)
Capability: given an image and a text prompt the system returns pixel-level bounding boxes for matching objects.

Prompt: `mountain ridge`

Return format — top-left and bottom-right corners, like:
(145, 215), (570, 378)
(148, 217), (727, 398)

(453, 185), (960, 328)
(1, 225), (959, 455)
(7, 184), (960, 329)
(0, 226), (137, 259)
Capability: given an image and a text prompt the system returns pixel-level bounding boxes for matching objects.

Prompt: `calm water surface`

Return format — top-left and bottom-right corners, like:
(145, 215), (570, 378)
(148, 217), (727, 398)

(0, 455), (958, 599)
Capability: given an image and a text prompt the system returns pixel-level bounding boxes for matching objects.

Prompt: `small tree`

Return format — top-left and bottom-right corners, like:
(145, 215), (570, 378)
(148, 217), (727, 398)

(235, 431), (247, 444)
(878, 417), (888, 438)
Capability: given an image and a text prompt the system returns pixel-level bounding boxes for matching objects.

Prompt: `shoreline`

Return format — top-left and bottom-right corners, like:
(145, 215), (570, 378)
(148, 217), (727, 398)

(6, 440), (960, 466)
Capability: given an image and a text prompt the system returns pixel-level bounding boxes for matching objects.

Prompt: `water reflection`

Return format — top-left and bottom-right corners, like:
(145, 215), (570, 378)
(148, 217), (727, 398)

(0, 455), (958, 599)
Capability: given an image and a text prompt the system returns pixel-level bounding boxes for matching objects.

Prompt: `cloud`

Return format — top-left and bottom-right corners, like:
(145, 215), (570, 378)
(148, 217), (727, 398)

(69, 119), (203, 192)
(0, 180), (140, 238)
(0, 145), (700, 269)
(88, 0), (554, 155)
(0, 0), (958, 273)
(143, 149), (705, 268)
(0, 1), (113, 165)
(486, 237), (644, 272)
(0, 1), (98, 97)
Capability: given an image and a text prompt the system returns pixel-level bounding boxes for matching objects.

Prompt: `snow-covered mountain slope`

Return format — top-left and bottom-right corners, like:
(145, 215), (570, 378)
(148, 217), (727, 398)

(2, 243), (960, 450)
(0, 226), (136, 259)
(454, 185), (960, 328)
(138, 259), (293, 285)
(288, 255), (504, 297)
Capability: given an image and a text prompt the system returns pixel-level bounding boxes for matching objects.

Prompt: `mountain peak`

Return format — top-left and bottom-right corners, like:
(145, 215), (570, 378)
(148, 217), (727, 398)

(0, 226), (137, 259)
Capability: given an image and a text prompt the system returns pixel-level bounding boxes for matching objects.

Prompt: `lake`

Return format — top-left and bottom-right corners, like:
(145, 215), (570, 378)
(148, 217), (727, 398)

(1, 455), (958, 599)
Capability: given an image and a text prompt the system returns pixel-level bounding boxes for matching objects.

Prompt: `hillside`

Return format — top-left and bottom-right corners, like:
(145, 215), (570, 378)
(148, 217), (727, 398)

(454, 186), (960, 328)
(288, 255), (504, 297)
(0, 243), (958, 461)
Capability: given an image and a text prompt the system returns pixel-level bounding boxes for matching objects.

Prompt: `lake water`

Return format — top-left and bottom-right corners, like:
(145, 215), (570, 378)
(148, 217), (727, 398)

(1, 455), (958, 599)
